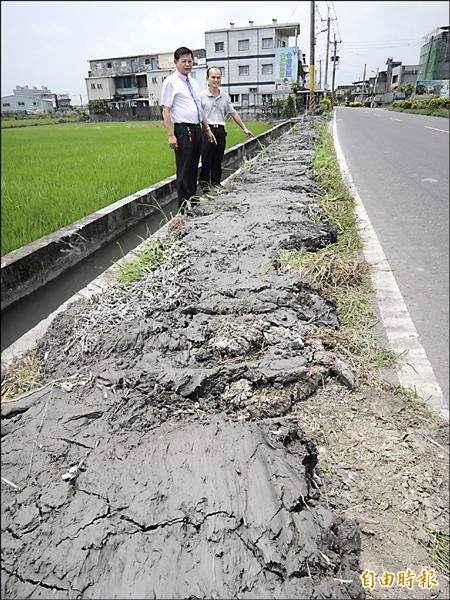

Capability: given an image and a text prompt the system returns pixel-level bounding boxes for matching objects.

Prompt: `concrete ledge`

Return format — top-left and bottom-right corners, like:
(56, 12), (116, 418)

(1, 120), (292, 311)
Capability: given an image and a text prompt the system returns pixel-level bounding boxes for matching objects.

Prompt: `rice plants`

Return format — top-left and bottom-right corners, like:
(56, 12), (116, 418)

(1, 120), (272, 255)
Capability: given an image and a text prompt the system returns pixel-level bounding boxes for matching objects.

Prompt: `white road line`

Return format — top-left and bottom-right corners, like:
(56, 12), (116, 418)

(424, 125), (449, 134)
(390, 117), (402, 122)
(333, 111), (448, 418)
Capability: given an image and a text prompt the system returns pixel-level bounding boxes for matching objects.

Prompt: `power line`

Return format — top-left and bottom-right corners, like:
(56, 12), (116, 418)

(341, 37), (420, 44)
(330, 2), (342, 43)
(287, 1), (301, 22)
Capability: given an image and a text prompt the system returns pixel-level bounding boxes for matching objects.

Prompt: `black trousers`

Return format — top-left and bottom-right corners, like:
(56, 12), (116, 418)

(174, 123), (202, 207)
(199, 125), (227, 188)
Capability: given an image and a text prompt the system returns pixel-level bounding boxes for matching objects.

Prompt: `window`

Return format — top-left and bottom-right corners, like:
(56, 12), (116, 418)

(220, 67), (225, 77)
(262, 94), (273, 104)
(33, 102), (38, 106)
(230, 94), (239, 103)
(239, 65), (249, 76)
(145, 58), (150, 64)
(97, 83), (103, 89)
(91, 83), (96, 89)
(241, 94), (249, 104)
(152, 77), (157, 84)
(2, 103), (10, 107)
(262, 63), (273, 75)
(96, 63), (102, 69)
(262, 38), (273, 49)
(107, 62), (112, 68)
(215, 42), (224, 52)
(249, 87), (257, 92)
(238, 39), (249, 51)
(121, 61), (127, 67)
(18, 102), (25, 106)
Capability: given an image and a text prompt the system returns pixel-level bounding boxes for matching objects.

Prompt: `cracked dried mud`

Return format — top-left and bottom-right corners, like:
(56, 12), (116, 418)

(1, 119), (448, 599)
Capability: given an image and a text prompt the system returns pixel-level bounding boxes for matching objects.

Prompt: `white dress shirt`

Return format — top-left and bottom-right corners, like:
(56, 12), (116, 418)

(161, 70), (202, 124)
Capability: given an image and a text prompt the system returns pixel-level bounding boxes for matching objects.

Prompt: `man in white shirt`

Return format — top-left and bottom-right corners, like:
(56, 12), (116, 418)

(161, 47), (216, 209)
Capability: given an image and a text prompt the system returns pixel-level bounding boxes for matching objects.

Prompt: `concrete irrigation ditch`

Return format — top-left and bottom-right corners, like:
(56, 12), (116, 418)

(2, 117), (448, 599)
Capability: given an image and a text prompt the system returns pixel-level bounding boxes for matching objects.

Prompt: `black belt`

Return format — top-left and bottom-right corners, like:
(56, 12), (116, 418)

(210, 124), (224, 129)
(175, 122), (200, 127)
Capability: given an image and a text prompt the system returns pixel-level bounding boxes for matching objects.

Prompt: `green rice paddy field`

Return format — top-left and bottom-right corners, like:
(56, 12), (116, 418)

(1, 120), (273, 255)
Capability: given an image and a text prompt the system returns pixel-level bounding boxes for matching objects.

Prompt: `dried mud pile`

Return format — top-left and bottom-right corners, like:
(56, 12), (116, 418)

(2, 121), (371, 598)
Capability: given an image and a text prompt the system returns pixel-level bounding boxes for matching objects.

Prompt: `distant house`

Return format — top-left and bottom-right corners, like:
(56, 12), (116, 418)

(1, 95), (52, 114)
(1, 85), (71, 115)
(390, 64), (419, 90)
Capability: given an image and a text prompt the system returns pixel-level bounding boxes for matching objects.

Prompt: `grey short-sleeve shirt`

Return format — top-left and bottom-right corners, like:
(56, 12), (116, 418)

(200, 89), (237, 125)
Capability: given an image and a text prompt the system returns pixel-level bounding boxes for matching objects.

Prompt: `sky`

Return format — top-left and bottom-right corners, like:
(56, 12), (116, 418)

(1, 1), (448, 104)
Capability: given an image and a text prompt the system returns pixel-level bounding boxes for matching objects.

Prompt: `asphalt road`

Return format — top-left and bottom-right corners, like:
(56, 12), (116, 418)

(334, 107), (449, 409)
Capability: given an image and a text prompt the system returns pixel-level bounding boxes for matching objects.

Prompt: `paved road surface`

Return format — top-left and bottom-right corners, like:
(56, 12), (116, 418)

(334, 107), (449, 413)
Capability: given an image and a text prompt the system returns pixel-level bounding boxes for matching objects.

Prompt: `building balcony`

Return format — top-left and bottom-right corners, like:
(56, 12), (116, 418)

(115, 87), (139, 95)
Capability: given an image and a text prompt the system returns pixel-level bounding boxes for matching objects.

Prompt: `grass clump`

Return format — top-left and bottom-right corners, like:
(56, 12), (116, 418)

(428, 532), (449, 577)
(391, 385), (441, 428)
(114, 236), (179, 284)
(1, 352), (45, 402)
(277, 120), (399, 388)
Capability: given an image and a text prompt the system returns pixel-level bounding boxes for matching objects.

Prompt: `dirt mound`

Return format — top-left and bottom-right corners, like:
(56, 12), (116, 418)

(3, 120), (430, 598)
(1, 408), (364, 598)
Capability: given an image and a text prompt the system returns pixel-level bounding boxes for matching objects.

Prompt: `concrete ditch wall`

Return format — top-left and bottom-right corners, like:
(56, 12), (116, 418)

(1, 120), (292, 311)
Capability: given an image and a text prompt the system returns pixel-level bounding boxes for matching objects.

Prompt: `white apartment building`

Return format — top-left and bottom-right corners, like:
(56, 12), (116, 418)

(205, 19), (304, 107)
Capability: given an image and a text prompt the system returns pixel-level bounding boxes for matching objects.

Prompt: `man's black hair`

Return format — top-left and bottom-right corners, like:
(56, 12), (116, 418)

(174, 47), (193, 61)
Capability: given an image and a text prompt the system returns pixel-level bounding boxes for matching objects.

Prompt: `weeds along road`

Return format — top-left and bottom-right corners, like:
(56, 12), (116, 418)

(334, 106), (449, 414)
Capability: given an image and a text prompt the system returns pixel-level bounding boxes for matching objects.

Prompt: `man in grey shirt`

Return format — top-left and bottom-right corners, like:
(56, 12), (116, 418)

(199, 67), (253, 191)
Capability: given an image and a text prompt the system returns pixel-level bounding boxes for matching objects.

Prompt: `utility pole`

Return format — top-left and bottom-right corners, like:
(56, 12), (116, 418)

(331, 34), (338, 104)
(309, 0), (315, 111)
(371, 68), (379, 108)
(362, 63), (366, 102)
(318, 59), (322, 90)
(323, 9), (331, 94)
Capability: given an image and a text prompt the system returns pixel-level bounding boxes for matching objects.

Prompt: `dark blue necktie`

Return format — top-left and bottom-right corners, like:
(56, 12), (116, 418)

(185, 77), (201, 123)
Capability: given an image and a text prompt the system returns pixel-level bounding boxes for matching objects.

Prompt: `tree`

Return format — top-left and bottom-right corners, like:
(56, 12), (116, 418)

(398, 82), (414, 98)
(88, 99), (109, 114)
(281, 95), (297, 119)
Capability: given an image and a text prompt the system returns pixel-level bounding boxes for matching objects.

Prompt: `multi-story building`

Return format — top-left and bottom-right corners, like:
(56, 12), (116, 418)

(86, 54), (157, 107)
(1, 85), (71, 114)
(1, 95), (53, 114)
(13, 85), (72, 109)
(85, 50), (207, 108)
(361, 58), (418, 105)
(390, 64), (419, 91)
(417, 26), (449, 81)
(204, 19), (305, 107)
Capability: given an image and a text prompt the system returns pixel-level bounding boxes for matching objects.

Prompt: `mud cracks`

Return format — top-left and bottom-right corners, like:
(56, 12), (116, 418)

(1, 121), (365, 598)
